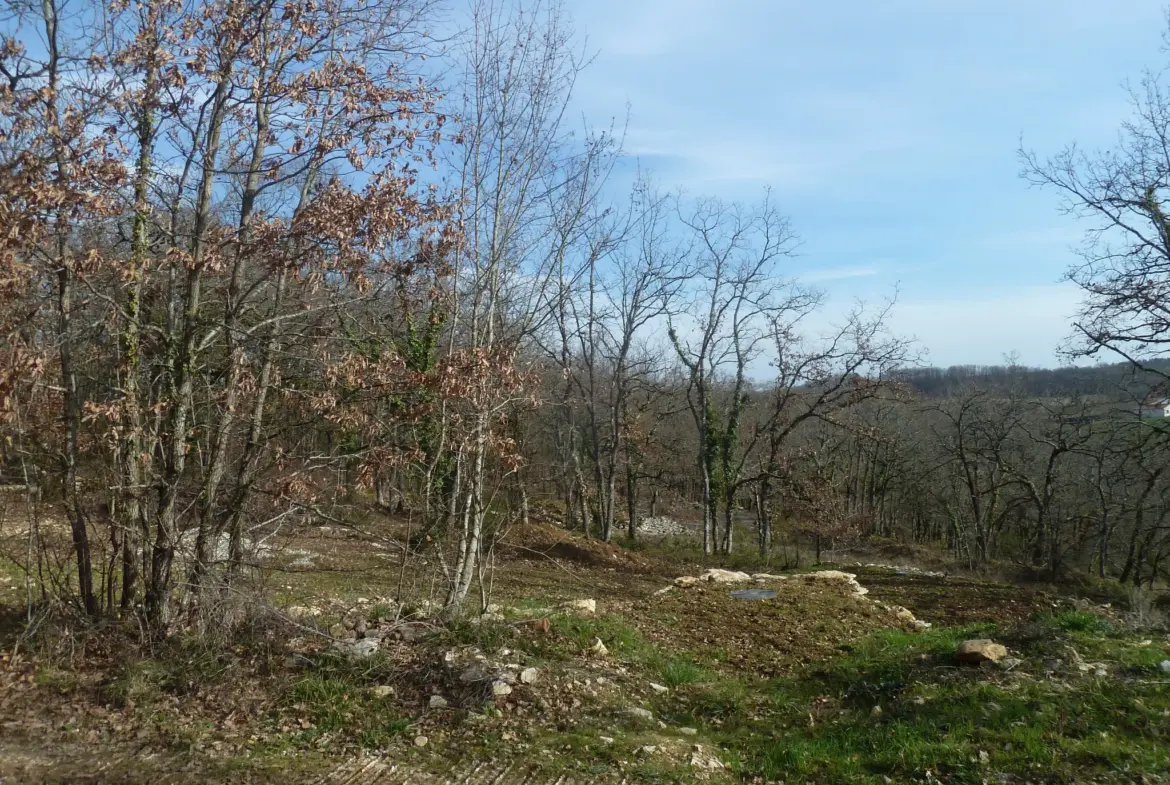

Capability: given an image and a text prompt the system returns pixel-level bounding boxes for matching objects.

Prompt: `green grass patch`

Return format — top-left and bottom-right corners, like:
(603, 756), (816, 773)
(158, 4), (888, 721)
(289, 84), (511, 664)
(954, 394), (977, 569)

(661, 614), (1170, 784)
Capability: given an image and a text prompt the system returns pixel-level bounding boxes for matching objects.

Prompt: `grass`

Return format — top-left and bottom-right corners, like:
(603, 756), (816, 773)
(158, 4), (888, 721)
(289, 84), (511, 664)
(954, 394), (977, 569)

(655, 616), (1170, 784)
(284, 653), (412, 750)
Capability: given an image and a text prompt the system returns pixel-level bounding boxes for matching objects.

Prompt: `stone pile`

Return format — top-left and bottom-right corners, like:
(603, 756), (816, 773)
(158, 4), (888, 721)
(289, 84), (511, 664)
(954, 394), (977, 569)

(637, 516), (692, 538)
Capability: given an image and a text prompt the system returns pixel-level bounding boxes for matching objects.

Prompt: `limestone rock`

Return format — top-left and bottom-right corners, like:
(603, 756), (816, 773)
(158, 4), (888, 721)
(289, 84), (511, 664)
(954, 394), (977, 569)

(751, 573), (787, 581)
(624, 707), (654, 723)
(413, 736), (429, 748)
(699, 568), (752, 584)
(1160, 660), (1170, 673)
(956, 639), (1009, 665)
(331, 637), (379, 659)
(679, 727), (698, 736)
(590, 637), (609, 656)
(894, 607), (916, 622)
(649, 682), (668, 694)
(370, 685), (395, 698)
(491, 680), (513, 697)
(561, 599), (597, 615)
(803, 570), (857, 582)
(673, 576), (701, 587)
(429, 694), (449, 708)
(690, 746), (724, 771)
(520, 667), (540, 685)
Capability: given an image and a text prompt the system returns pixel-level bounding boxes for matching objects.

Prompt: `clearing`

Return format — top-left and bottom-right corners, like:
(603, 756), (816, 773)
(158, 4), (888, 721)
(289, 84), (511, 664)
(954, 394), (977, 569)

(0, 517), (1168, 784)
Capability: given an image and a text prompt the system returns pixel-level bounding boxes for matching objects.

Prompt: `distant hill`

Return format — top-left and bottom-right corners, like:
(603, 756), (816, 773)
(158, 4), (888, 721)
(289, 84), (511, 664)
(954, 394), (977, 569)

(890, 360), (1170, 399)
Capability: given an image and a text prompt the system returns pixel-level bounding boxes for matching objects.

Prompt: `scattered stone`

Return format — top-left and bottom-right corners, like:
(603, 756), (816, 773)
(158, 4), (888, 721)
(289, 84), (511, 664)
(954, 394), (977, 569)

(1094, 667), (1108, 677)
(491, 680), (513, 697)
(871, 705), (883, 717)
(599, 736), (615, 745)
(520, 667), (540, 685)
(561, 599), (597, 615)
(690, 746), (724, 771)
(751, 573), (788, 581)
(699, 568), (752, 583)
(999, 657), (1024, 671)
(414, 736), (429, 748)
(652, 586), (675, 597)
(429, 694), (449, 708)
(911, 619), (932, 631)
(894, 607), (917, 622)
(638, 745), (659, 755)
(956, 639), (1009, 665)
(354, 617), (368, 635)
(978, 750), (990, 765)
(1160, 660), (1170, 673)
(624, 707), (654, 722)
(330, 637), (380, 658)
(328, 622), (348, 638)
(649, 682), (669, 694)
(590, 637), (609, 656)
(679, 727), (698, 736)
(370, 685), (395, 699)
(674, 576), (701, 587)
(638, 516), (690, 538)
(479, 612), (506, 622)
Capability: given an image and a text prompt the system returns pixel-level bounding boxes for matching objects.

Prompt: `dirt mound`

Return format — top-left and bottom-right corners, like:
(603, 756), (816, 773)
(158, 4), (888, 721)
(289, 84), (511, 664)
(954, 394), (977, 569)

(635, 578), (912, 677)
(499, 523), (663, 575)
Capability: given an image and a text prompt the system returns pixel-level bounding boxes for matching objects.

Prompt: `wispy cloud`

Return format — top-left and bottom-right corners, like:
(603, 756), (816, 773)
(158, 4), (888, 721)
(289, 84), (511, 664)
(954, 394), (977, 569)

(799, 264), (881, 283)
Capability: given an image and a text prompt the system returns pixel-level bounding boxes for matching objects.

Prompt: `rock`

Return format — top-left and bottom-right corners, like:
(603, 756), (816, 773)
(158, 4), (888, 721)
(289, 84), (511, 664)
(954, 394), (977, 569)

(638, 745), (659, 755)
(599, 736), (615, 745)
(330, 638), (379, 658)
(413, 736), (429, 748)
(625, 707), (654, 722)
(370, 685), (395, 698)
(699, 569), (752, 583)
(956, 639), (1009, 665)
(1160, 660), (1170, 673)
(911, 619), (932, 631)
(429, 694), (449, 708)
(803, 570), (857, 582)
(520, 667), (540, 685)
(674, 576), (701, 587)
(459, 662), (491, 683)
(978, 749), (990, 765)
(328, 622), (348, 638)
(652, 586), (674, 597)
(751, 573), (787, 581)
(479, 612), (506, 622)
(354, 618), (368, 635)
(999, 657), (1024, 671)
(638, 516), (690, 538)
(491, 680), (513, 697)
(871, 705), (883, 717)
(590, 637), (608, 656)
(561, 599), (597, 615)
(649, 682), (668, 694)
(690, 746), (724, 771)
(679, 727), (698, 736)
(894, 607), (916, 622)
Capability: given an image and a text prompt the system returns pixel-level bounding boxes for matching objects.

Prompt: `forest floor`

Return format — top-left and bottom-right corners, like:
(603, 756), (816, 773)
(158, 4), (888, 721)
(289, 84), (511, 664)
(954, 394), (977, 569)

(0, 514), (1168, 784)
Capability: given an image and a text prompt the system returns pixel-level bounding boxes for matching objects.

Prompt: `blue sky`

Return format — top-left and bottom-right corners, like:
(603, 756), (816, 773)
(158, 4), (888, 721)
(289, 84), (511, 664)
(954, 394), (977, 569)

(564, 0), (1169, 368)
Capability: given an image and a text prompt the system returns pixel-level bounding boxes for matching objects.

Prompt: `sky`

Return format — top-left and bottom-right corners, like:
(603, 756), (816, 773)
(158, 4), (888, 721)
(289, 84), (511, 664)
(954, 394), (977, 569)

(562, 0), (1170, 368)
